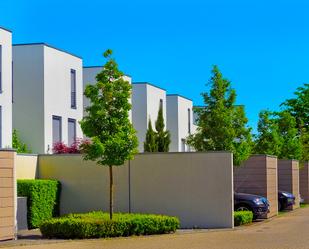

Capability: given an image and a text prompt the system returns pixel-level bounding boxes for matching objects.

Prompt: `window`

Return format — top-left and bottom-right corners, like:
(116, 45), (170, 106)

(159, 99), (163, 109)
(188, 108), (191, 134)
(71, 69), (76, 108)
(0, 106), (2, 148)
(68, 118), (76, 146)
(52, 116), (62, 145)
(0, 45), (2, 93)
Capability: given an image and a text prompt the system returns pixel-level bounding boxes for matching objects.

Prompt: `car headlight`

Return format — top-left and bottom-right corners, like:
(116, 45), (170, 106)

(253, 198), (264, 205)
(281, 192), (289, 197)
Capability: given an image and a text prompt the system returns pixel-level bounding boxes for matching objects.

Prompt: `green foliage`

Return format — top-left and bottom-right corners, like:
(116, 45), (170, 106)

(144, 118), (158, 152)
(254, 110), (283, 156)
(155, 105), (171, 152)
(80, 50), (138, 166)
(40, 212), (180, 239)
(17, 179), (61, 229)
(254, 110), (302, 160)
(187, 65), (252, 165)
(234, 211), (253, 226)
(12, 129), (31, 153)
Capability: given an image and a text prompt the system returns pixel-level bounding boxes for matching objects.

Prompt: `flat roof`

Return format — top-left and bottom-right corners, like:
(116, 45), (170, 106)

(0, 26), (12, 33)
(13, 42), (82, 59)
(132, 82), (166, 91)
(167, 94), (192, 102)
(83, 66), (131, 77)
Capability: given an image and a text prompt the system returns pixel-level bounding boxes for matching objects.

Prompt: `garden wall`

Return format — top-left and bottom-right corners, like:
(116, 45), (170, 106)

(278, 159), (299, 210)
(16, 154), (38, 180)
(234, 155), (278, 218)
(0, 150), (16, 241)
(38, 152), (234, 228)
(300, 162), (309, 204)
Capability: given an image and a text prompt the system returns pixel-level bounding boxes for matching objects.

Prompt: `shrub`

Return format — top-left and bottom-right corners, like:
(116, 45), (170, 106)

(17, 179), (61, 229)
(234, 211), (253, 226)
(52, 138), (91, 154)
(40, 211), (180, 239)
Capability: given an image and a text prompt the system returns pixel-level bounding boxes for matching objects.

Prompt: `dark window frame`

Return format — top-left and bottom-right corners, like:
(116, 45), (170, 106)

(70, 69), (76, 109)
(188, 108), (191, 134)
(52, 115), (62, 145)
(68, 118), (76, 146)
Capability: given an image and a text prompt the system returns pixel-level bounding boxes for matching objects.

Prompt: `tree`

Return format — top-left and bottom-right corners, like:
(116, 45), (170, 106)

(12, 129), (31, 153)
(80, 49), (138, 220)
(277, 111), (302, 160)
(155, 105), (171, 152)
(187, 65), (252, 165)
(144, 118), (158, 152)
(254, 111), (283, 156)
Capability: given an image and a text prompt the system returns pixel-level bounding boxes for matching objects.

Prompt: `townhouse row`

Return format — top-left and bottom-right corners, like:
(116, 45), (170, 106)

(0, 27), (196, 153)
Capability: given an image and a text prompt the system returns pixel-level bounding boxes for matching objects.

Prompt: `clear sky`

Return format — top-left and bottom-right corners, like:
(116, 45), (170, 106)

(1, 0), (308, 132)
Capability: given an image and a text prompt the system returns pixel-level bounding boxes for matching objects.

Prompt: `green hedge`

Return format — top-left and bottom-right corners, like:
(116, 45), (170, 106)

(17, 179), (61, 229)
(234, 211), (253, 226)
(40, 212), (180, 239)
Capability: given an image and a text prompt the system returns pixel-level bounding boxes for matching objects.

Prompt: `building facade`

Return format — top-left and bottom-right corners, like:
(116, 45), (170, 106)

(13, 43), (83, 153)
(0, 27), (13, 148)
(167, 94), (194, 152)
(132, 82), (166, 152)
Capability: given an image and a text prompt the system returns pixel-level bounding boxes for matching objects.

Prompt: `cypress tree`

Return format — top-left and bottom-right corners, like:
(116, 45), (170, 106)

(144, 118), (158, 152)
(155, 105), (171, 152)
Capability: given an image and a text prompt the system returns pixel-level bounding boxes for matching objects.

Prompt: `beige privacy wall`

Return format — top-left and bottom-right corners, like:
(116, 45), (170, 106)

(0, 150), (16, 241)
(38, 152), (234, 228)
(278, 160), (299, 210)
(16, 154), (38, 179)
(234, 155), (278, 218)
(300, 162), (309, 203)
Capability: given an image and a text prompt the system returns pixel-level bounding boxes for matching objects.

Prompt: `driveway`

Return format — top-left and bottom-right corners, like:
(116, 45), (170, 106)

(3, 207), (309, 249)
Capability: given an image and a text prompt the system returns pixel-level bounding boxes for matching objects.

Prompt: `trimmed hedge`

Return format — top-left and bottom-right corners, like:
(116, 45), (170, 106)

(234, 211), (253, 226)
(17, 179), (61, 229)
(40, 212), (180, 239)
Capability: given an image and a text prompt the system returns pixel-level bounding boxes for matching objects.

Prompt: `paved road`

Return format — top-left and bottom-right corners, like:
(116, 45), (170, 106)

(4, 207), (309, 249)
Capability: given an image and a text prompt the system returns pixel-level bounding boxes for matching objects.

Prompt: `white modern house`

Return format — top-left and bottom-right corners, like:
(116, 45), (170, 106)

(82, 66), (132, 120)
(132, 82), (166, 152)
(0, 27), (12, 148)
(166, 94), (194, 152)
(12, 43), (83, 153)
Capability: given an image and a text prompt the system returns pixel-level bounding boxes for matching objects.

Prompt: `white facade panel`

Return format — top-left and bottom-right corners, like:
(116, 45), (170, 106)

(0, 28), (12, 148)
(132, 83), (166, 152)
(167, 95), (193, 152)
(13, 44), (83, 153)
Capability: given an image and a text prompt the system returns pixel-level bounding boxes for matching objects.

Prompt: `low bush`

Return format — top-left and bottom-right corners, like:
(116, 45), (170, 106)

(17, 179), (61, 229)
(40, 211), (180, 239)
(234, 211), (253, 226)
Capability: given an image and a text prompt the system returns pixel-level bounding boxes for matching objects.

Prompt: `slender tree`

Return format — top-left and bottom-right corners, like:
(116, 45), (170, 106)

(187, 65), (252, 165)
(144, 118), (158, 152)
(155, 105), (171, 152)
(80, 49), (138, 220)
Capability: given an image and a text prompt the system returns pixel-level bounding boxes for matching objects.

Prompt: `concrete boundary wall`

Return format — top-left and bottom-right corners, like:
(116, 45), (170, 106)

(38, 152), (234, 228)
(234, 155), (278, 218)
(300, 162), (309, 204)
(0, 150), (16, 241)
(278, 159), (300, 210)
(16, 154), (38, 180)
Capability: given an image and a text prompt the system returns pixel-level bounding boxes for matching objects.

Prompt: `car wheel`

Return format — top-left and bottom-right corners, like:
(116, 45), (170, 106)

(236, 205), (251, 212)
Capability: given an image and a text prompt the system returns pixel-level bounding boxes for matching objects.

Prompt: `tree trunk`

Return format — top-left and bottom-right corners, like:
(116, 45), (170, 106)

(109, 165), (114, 220)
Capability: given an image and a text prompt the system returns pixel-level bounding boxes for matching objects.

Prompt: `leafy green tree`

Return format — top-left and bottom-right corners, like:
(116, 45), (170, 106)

(277, 111), (302, 160)
(144, 118), (158, 152)
(155, 105), (171, 152)
(254, 111), (283, 156)
(12, 129), (31, 153)
(80, 49), (138, 220)
(187, 65), (252, 165)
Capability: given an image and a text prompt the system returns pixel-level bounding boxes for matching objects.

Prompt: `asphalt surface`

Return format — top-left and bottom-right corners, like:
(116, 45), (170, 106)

(2, 207), (309, 249)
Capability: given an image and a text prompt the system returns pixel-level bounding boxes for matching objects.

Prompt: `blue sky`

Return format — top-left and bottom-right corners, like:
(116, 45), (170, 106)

(1, 0), (308, 132)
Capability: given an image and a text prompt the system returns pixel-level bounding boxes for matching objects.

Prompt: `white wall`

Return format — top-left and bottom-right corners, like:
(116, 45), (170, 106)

(13, 44), (83, 153)
(167, 95), (193, 152)
(13, 44), (45, 153)
(44, 46), (83, 152)
(132, 83), (166, 152)
(83, 66), (132, 120)
(0, 28), (12, 148)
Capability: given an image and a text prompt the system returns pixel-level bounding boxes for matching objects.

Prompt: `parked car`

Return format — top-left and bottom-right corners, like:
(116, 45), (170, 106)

(234, 192), (270, 219)
(278, 190), (295, 211)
